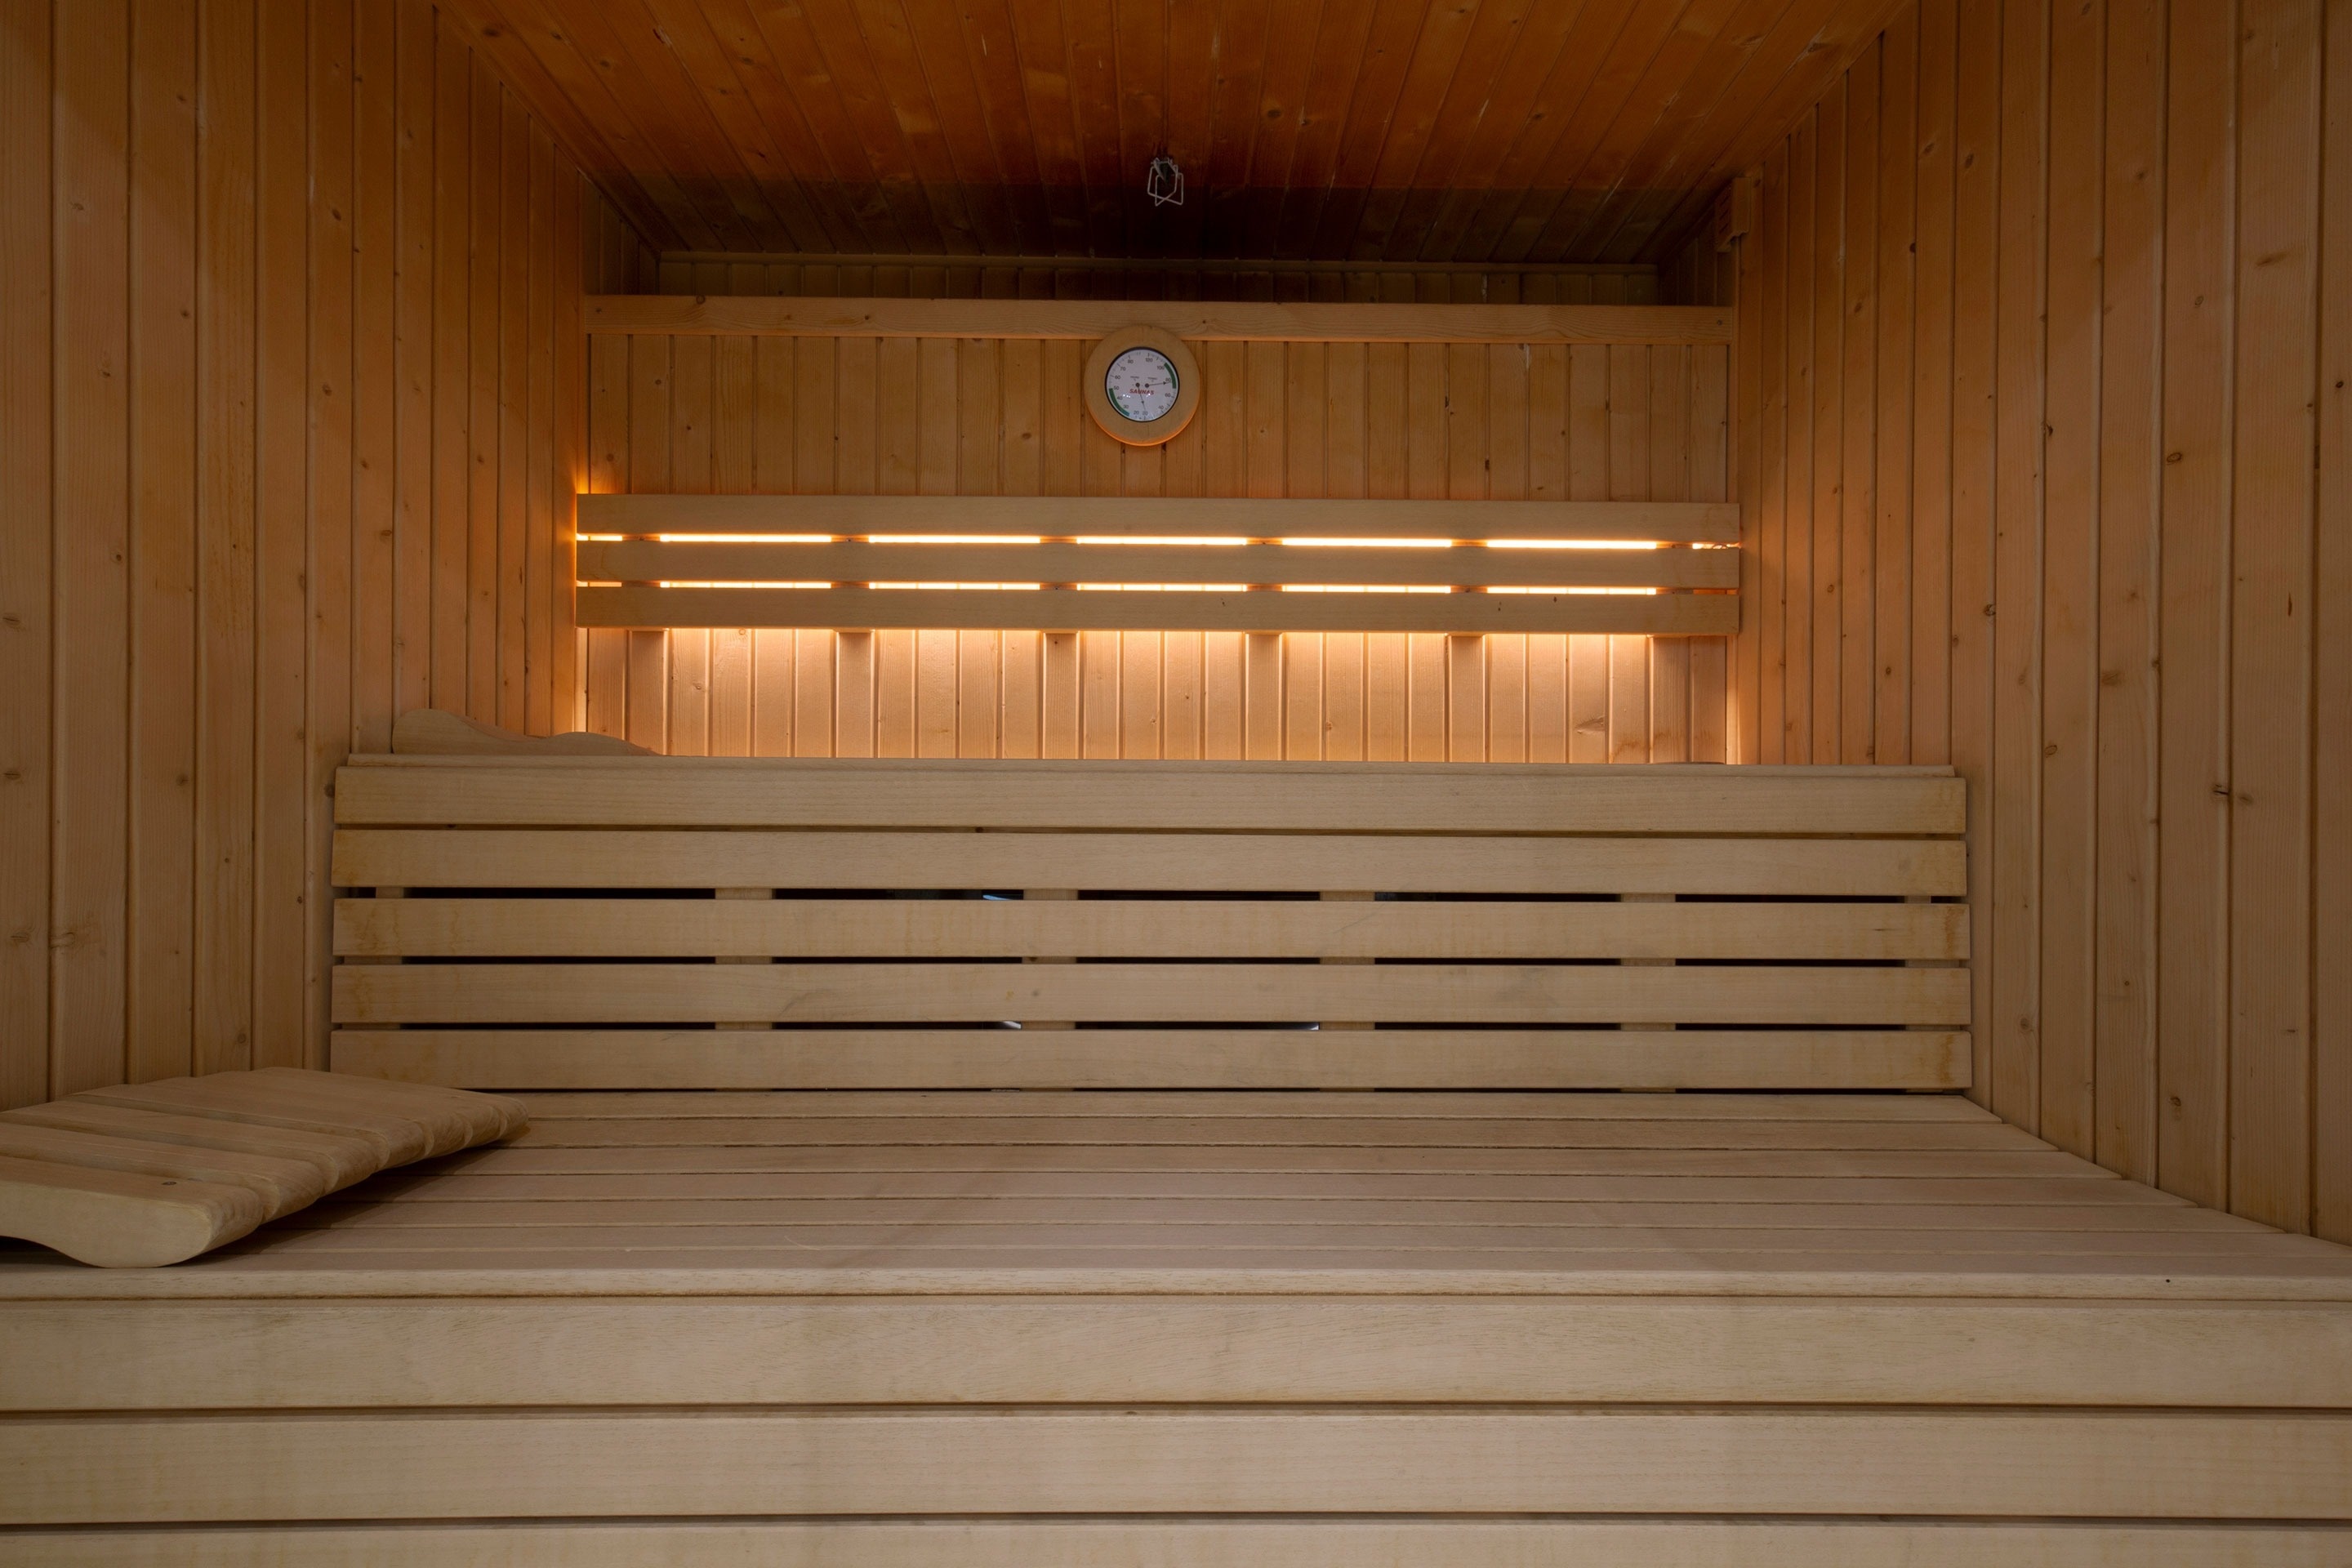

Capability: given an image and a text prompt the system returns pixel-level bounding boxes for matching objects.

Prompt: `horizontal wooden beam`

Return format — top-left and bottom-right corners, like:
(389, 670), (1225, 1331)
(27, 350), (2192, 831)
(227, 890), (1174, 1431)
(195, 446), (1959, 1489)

(330, 760), (1967, 835)
(575, 585), (1739, 635)
(575, 495), (1740, 543)
(576, 541), (1738, 592)
(331, 962), (1971, 1027)
(332, 829), (1964, 896)
(329, 1029), (1971, 1093)
(16, 1408), (2347, 1521)
(585, 295), (1735, 344)
(334, 897), (1967, 962)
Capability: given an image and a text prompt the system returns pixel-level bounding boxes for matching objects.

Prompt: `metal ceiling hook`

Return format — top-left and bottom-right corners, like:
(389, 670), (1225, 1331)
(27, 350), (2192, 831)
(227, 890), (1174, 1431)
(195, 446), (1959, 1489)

(1146, 154), (1184, 207)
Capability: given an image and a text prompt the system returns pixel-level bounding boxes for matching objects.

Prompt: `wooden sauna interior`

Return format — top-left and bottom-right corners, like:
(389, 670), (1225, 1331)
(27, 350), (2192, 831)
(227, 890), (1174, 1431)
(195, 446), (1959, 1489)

(2, 0), (2350, 1561)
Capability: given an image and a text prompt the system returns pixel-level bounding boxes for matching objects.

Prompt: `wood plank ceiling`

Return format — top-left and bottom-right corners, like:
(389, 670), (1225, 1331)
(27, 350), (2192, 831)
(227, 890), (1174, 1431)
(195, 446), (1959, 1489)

(440, 0), (1900, 263)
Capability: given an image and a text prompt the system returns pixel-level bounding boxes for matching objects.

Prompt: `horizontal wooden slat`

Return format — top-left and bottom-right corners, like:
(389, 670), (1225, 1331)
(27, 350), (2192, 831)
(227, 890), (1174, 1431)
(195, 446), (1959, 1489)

(378, 1143), (2108, 1179)
(501, 1090), (2001, 1123)
(8, 1521), (2349, 1568)
(250, 1226), (2312, 1262)
(574, 493), (1742, 544)
(7, 1409), (2346, 1522)
(333, 898), (1969, 961)
(292, 1198), (2255, 1236)
(583, 295), (1736, 344)
(575, 584), (1740, 635)
(331, 760), (1968, 835)
(332, 963), (1970, 1028)
(483, 1113), (2028, 1153)
(3, 1296), (2341, 1410)
(331, 831), (1967, 896)
(324, 1169), (2158, 1204)
(33, 1242), (2342, 1290)
(328, 1028), (1971, 1091)
(576, 539), (1740, 591)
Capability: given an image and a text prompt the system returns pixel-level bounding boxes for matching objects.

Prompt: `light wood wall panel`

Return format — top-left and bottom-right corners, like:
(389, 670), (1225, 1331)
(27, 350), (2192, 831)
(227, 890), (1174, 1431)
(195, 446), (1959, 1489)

(0, 0), (644, 1107)
(1731, 0), (2350, 1245)
(583, 321), (1732, 764)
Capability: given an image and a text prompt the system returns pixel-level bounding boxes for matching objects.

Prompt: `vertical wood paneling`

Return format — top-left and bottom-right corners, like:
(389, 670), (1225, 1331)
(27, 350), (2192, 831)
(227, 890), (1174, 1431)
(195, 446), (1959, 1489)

(2316, 0), (2352, 1246)
(2156, 0), (2238, 1214)
(254, 0), (308, 1071)
(0, 0), (54, 1109)
(127, 0), (199, 1088)
(305, 0), (355, 1074)
(0, 1), (617, 1103)
(194, 0), (258, 1076)
(1735, 0), (2352, 1242)
(587, 320), (1732, 767)
(2225, 0), (2322, 1234)
(2037, 0), (2100, 1156)
(51, 0), (133, 1095)
(2093, 0), (2166, 1186)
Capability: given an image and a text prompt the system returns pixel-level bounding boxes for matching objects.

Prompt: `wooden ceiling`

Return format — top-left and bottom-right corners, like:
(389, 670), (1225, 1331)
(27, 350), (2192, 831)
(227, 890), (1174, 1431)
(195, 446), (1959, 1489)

(443, 0), (1898, 264)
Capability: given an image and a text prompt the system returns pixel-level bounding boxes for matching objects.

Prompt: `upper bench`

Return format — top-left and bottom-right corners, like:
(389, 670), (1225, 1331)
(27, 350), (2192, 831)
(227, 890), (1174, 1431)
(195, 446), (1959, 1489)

(327, 759), (1969, 1094)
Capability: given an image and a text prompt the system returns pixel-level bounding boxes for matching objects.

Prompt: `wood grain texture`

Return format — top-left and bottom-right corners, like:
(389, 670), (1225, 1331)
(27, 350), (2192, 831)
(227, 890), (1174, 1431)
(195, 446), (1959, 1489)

(0, 1068), (523, 1266)
(582, 332), (1736, 756)
(3, 1292), (2342, 1410)
(328, 1028), (1969, 1092)
(323, 757), (1964, 1091)
(580, 585), (1737, 638)
(0, 1), (626, 1108)
(331, 827), (1964, 897)
(331, 961), (1969, 1028)
(589, 296), (1732, 344)
(333, 895), (1967, 961)
(1733, 0), (2352, 1242)
(6, 1521), (2352, 1568)
(577, 492), (1741, 541)
(431, 0), (1900, 265)
(332, 757), (1964, 832)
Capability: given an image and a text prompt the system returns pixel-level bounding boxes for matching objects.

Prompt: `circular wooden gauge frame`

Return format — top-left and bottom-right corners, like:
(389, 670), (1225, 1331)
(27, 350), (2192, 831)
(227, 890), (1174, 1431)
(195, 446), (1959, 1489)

(1084, 327), (1201, 447)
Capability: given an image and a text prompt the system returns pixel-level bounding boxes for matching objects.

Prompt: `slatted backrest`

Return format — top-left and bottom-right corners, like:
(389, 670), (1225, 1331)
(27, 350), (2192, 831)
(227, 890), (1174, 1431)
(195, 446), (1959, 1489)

(328, 759), (1969, 1093)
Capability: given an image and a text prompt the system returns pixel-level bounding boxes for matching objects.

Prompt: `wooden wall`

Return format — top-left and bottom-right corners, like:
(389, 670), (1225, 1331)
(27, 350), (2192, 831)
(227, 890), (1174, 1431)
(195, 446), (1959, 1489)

(585, 327), (1731, 764)
(1732, 0), (2350, 1242)
(0, 0), (635, 1107)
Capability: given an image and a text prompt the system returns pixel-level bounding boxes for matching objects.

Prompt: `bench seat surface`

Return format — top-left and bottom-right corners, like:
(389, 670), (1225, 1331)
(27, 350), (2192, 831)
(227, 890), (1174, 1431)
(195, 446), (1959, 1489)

(2, 1090), (2346, 1300)
(5, 1089), (2352, 1565)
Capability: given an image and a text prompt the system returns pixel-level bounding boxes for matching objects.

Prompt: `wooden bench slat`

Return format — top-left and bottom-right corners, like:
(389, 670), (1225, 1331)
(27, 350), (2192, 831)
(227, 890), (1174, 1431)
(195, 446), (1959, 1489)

(479, 1115), (2034, 1153)
(332, 830), (1967, 897)
(577, 584), (1741, 637)
(331, 962), (1971, 1028)
(7, 1408), (2346, 1523)
(573, 492), (1746, 543)
(333, 760), (1966, 835)
(329, 1027), (1969, 1092)
(398, 1144), (2093, 1180)
(334, 898), (1969, 961)
(575, 538), (1740, 590)
(2, 1298), (2337, 1412)
(492, 1089), (2000, 1122)
(15, 1521), (2350, 1568)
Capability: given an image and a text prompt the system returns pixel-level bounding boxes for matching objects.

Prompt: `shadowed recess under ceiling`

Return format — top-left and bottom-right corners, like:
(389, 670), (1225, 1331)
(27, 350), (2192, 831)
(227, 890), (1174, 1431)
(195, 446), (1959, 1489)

(439, 0), (1904, 262)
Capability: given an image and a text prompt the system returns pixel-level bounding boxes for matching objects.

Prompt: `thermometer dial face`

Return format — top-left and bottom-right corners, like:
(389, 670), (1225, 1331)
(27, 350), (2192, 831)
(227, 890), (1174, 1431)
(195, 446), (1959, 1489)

(1105, 347), (1180, 422)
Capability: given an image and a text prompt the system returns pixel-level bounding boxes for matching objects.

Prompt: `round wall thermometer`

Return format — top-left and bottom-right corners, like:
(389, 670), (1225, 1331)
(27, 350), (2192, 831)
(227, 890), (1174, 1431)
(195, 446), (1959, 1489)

(1084, 327), (1201, 446)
